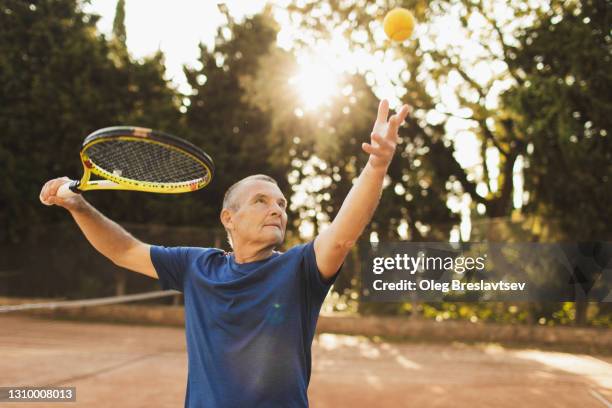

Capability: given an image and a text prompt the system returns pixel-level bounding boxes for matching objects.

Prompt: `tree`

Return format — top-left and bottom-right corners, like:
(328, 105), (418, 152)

(501, 0), (612, 325)
(0, 0), (185, 298)
(502, 0), (611, 240)
(183, 7), (290, 235)
(0, 0), (127, 243)
(275, 0), (610, 322)
(284, 0), (545, 231)
(112, 0), (126, 48)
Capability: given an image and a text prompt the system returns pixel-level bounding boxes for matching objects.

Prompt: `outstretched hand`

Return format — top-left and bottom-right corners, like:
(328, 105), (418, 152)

(362, 99), (410, 171)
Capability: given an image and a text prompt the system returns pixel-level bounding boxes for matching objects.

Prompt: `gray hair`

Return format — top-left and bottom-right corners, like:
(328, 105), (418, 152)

(222, 174), (278, 211)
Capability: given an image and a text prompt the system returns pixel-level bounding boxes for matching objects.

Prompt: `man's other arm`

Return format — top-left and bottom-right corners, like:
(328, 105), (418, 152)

(40, 177), (157, 279)
(314, 100), (409, 280)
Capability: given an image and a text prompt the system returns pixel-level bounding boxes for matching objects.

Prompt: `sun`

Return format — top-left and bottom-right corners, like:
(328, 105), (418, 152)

(289, 56), (339, 111)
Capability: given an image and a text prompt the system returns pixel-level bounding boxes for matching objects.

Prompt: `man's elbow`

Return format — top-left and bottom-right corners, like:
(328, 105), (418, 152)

(315, 229), (358, 262)
(332, 239), (357, 251)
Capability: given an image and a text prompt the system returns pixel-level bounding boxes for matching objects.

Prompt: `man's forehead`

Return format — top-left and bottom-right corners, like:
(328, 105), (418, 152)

(236, 180), (285, 201)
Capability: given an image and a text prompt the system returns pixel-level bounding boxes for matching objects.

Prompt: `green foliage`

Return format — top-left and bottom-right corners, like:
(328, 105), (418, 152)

(0, 1), (291, 246)
(1, 0), (125, 242)
(501, 0), (612, 240)
(112, 0), (126, 47)
(0, 0), (189, 242)
(284, 0), (610, 325)
(183, 10), (290, 231)
(357, 300), (609, 327)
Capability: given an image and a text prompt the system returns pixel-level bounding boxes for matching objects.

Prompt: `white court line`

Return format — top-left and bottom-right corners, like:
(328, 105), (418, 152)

(590, 389), (612, 408)
(0, 290), (180, 313)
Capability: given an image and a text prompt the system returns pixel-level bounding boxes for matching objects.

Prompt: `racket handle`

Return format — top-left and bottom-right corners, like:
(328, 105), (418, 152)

(57, 181), (82, 198)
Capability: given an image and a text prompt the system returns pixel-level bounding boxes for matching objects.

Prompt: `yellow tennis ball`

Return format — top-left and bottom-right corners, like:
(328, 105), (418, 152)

(383, 8), (416, 42)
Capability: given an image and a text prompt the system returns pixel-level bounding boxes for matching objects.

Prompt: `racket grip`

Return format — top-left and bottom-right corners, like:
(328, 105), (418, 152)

(57, 181), (81, 198)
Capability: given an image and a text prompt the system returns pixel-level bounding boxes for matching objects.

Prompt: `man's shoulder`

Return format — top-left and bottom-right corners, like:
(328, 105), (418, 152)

(187, 246), (225, 257)
(151, 245), (224, 259)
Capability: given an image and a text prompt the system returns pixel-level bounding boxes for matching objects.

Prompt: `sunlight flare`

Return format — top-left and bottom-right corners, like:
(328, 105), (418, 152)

(290, 56), (339, 110)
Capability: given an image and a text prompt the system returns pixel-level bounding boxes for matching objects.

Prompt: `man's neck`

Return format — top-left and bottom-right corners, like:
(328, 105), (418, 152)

(232, 243), (276, 264)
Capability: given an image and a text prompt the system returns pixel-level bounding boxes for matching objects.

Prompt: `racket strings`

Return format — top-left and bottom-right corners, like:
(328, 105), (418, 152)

(85, 139), (208, 184)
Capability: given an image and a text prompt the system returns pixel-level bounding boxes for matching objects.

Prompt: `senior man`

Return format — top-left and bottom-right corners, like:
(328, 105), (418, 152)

(40, 100), (409, 407)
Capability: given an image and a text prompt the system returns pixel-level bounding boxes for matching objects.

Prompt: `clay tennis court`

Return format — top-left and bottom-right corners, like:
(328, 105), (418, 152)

(1, 315), (610, 407)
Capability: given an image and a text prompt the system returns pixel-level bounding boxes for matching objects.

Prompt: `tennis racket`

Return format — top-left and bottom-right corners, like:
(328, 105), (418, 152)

(57, 126), (214, 198)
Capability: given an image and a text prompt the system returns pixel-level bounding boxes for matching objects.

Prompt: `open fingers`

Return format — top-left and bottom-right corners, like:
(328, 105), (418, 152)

(386, 105), (410, 140)
(376, 99), (389, 124)
(371, 133), (395, 152)
(362, 142), (383, 157)
(399, 104), (410, 123)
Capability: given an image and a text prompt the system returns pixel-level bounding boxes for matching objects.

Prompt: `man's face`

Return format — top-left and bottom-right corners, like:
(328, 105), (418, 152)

(224, 180), (288, 248)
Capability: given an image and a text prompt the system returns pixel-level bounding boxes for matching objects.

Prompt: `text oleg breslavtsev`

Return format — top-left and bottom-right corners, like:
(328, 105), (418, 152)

(372, 280), (526, 293)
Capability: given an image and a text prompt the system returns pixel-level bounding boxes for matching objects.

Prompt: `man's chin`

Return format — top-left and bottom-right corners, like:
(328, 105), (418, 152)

(272, 235), (284, 247)
(266, 232), (284, 247)
(257, 227), (285, 247)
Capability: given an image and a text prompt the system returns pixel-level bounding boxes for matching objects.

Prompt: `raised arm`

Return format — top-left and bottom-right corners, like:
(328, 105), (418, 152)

(314, 100), (409, 280)
(39, 177), (157, 279)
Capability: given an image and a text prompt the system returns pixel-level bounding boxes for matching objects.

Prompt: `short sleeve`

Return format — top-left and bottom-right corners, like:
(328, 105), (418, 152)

(150, 246), (195, 292)
(302, 241), (341, 301)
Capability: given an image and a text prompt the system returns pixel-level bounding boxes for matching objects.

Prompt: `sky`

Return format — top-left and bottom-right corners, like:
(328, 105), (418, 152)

(84, 0), (263, 94)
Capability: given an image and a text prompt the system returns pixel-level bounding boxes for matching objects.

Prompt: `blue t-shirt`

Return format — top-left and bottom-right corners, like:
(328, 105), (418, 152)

(150, 242), (338, 408)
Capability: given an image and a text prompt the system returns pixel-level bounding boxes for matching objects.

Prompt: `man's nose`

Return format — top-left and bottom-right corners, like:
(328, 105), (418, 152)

(269, 202), (284, 216)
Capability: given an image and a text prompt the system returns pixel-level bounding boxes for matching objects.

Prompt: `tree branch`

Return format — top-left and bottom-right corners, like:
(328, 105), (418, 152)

(478, 118), (510, 156)
(417, 123), (489, 206)
(473, 3), (525, 86)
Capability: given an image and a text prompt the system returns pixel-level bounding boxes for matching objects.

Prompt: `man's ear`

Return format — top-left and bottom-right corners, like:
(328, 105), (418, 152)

(220, 208), (233, 230)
